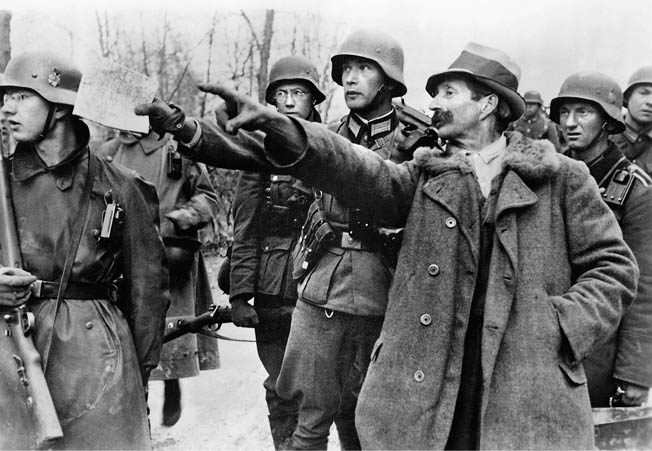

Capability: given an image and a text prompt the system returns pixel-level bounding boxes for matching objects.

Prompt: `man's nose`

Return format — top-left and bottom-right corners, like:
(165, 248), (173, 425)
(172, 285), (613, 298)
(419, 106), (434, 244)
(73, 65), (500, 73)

(564, 111), (578, 127)
(343, 69), (359, 85)
(428, 96), (442, 111)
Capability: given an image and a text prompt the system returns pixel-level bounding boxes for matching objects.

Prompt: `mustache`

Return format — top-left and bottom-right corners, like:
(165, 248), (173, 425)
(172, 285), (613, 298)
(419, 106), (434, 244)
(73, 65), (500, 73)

(432, 110), (454, 127)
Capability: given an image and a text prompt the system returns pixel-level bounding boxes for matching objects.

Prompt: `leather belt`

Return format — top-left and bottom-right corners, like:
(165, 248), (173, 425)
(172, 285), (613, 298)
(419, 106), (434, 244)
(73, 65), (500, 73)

(31, 280), (116, 300)
(335, 231), (378, 251)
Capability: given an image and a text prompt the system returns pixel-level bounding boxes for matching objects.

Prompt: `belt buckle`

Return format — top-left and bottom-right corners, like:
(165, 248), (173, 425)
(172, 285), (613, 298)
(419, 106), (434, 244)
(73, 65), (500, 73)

(340, 231), (362, 250)
(30, 280), (43, 298)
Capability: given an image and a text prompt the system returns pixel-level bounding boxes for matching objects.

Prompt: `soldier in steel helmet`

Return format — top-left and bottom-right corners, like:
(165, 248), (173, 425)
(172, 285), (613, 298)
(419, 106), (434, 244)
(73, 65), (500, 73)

(550, 71), (652, 409)
(0, 52), (169, 448)
(227, 55), (325, 449)
(95, 127), (220, 427)
(154, 41), (637, 449)
(612, 66), (652, 176)
(508, 90), (562, 151)
(269, 29), (416, 450)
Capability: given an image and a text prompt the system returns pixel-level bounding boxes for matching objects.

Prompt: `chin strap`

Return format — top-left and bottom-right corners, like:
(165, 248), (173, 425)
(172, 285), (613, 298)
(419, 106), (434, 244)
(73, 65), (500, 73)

(584, 122), (610, 151)
(37, 104), (57, 141)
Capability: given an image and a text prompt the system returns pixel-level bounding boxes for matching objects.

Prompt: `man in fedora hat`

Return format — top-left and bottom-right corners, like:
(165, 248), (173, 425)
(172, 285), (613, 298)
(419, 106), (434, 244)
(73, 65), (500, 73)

(135, 42), (637, 450)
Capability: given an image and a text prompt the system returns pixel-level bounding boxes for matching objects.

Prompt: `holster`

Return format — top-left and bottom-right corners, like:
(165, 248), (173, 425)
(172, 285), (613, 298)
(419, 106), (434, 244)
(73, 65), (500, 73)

(291, 198), (335, 281)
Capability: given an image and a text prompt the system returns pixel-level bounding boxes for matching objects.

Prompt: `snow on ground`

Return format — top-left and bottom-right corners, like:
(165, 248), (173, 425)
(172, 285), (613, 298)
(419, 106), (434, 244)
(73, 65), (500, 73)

(148, 255), (341, 450)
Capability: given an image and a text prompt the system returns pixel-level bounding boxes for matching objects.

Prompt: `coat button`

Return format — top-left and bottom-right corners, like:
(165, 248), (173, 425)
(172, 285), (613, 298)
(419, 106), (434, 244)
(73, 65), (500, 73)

(414, 370), (425, 382)
(105, 155), (113, 162)
(445, 217), (456, 228)
(272, 175), (278, 182)
(85, 322), (93, 330)
(420, 314), (432, 326)
(427, 264), (440, 276)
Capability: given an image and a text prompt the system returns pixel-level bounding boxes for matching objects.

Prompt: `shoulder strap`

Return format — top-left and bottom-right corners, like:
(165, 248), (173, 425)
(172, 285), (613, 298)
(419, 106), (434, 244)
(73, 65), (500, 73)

(42, 150), (97, 370)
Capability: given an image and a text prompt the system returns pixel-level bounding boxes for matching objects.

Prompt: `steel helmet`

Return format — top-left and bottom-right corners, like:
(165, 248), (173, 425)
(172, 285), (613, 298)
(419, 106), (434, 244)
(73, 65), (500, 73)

(331, 29), (406, 97)
(623, 66), (652, 107)
(0, 51), (81, 106)
(550, 71), (625, 134)
(265, 55), (326, 105)
(523, 90), (544, 105)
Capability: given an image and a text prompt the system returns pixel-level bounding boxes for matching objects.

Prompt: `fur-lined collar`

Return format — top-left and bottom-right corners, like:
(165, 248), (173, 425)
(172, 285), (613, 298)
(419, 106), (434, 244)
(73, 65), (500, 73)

(414, 131), (560, 184)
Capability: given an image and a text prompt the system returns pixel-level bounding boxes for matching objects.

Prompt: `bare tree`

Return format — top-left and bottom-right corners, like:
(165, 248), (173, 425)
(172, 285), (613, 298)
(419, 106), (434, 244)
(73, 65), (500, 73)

(241, 9), (275, 103)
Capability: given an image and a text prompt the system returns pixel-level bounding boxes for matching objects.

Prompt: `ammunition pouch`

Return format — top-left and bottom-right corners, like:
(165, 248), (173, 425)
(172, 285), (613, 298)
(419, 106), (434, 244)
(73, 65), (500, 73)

(263, 176), (312, 235)
(291, 199), (335, 281)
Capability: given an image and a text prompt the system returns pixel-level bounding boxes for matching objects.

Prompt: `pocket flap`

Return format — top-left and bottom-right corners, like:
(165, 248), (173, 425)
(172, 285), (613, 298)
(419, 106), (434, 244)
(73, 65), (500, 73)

(559, 360), (587, 385)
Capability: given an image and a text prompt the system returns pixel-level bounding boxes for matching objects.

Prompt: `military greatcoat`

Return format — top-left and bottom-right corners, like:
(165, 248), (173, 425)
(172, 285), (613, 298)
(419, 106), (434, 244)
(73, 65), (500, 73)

(4, 121), (169, 449)
(97, 132), (220, 378)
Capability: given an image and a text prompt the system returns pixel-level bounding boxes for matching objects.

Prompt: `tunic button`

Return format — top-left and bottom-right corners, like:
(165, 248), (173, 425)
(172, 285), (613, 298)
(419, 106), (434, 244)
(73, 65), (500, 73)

(272, 175), (278, 182)
(414, 370), (425, 382)
(427, 264), (440, 276)
(105, 156), (113, 162)
(445, 217), (456, 228)
(264, 246), (270, 251)
(85, 322), (93, 330)
(420, 314), (432, 326)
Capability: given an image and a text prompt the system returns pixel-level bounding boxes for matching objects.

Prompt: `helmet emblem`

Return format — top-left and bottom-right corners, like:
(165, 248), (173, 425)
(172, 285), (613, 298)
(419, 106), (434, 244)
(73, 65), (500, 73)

(608, 89), (617, 104)
(48, 68), (61, 87)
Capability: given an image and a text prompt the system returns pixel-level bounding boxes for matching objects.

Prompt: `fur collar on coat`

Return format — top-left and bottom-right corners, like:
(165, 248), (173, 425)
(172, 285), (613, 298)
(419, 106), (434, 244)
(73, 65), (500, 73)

(413, 131), (560, 185)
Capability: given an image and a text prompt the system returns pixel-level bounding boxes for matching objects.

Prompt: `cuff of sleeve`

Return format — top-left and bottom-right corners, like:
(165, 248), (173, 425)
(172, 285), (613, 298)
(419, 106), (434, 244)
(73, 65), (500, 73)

(614, 330), (652, 387)
(178, 118), (202, 148)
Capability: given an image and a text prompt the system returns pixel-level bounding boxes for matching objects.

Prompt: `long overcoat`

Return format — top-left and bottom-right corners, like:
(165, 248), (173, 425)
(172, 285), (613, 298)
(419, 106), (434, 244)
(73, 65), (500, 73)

(257, 125), (638, 450)
(2, 121), (170, 449)
(96, 132), (220, 378)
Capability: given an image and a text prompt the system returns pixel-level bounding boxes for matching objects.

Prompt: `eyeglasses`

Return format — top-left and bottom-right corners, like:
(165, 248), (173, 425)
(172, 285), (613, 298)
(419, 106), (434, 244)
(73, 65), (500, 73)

(2, 90), (36, 106)
(274, 88), (308, 103)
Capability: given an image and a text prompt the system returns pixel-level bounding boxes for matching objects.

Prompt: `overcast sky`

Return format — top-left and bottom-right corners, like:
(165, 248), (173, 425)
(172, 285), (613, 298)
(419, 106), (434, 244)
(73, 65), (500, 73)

(4, 0), (652, 113)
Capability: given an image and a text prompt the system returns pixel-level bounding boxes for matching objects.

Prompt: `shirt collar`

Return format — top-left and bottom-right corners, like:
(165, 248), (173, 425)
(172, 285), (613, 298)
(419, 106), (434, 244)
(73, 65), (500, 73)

(117, 130), (165, 155)
(474, 134), (507, 164)
(347, 109), (397, 142)
(623, 114), (652, 142)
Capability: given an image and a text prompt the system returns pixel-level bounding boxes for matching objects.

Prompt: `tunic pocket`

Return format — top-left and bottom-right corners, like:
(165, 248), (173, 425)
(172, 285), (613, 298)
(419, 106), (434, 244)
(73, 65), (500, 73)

(299, 247), (345, 305)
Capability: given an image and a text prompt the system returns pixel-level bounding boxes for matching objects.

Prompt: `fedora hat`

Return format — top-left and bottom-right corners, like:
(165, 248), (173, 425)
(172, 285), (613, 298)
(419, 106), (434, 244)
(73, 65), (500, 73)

(425, 42), (525, 122)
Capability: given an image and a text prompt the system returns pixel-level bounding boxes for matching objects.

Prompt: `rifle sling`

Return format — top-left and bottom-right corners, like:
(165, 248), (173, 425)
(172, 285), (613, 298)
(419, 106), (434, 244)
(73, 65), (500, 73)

(42, 150), (97, 372)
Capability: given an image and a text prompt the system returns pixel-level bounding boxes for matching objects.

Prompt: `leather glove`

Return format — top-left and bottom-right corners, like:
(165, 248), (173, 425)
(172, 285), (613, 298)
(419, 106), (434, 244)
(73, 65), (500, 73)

(134, 99), (186, 139)
(0, 267), (37, 307)
(230, 296), (259, 328)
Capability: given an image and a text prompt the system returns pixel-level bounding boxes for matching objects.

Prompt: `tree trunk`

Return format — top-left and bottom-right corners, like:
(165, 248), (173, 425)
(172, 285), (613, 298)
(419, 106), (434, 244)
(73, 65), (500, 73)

(257, 9), (274, 103)
(0, 10), (11, 71)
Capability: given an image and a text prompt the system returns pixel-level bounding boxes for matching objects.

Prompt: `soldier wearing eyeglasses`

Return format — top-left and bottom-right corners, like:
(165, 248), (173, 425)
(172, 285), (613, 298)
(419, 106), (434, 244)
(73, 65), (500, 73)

(227, 55), (325, 450)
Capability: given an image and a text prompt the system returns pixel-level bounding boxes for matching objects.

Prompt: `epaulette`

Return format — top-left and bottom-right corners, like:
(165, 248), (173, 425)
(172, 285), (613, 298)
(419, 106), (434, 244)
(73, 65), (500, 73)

(601, 162), (649, 208)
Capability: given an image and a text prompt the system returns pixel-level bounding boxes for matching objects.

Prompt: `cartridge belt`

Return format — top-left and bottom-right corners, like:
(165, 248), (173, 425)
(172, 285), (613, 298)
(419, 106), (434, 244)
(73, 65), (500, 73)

(31, 280), (117, 301)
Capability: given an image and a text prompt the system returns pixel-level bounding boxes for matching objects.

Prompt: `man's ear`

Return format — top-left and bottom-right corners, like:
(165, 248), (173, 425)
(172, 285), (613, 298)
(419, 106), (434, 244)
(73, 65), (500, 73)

(479, 94), (499, 119)
(53, 104), (73, 120)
